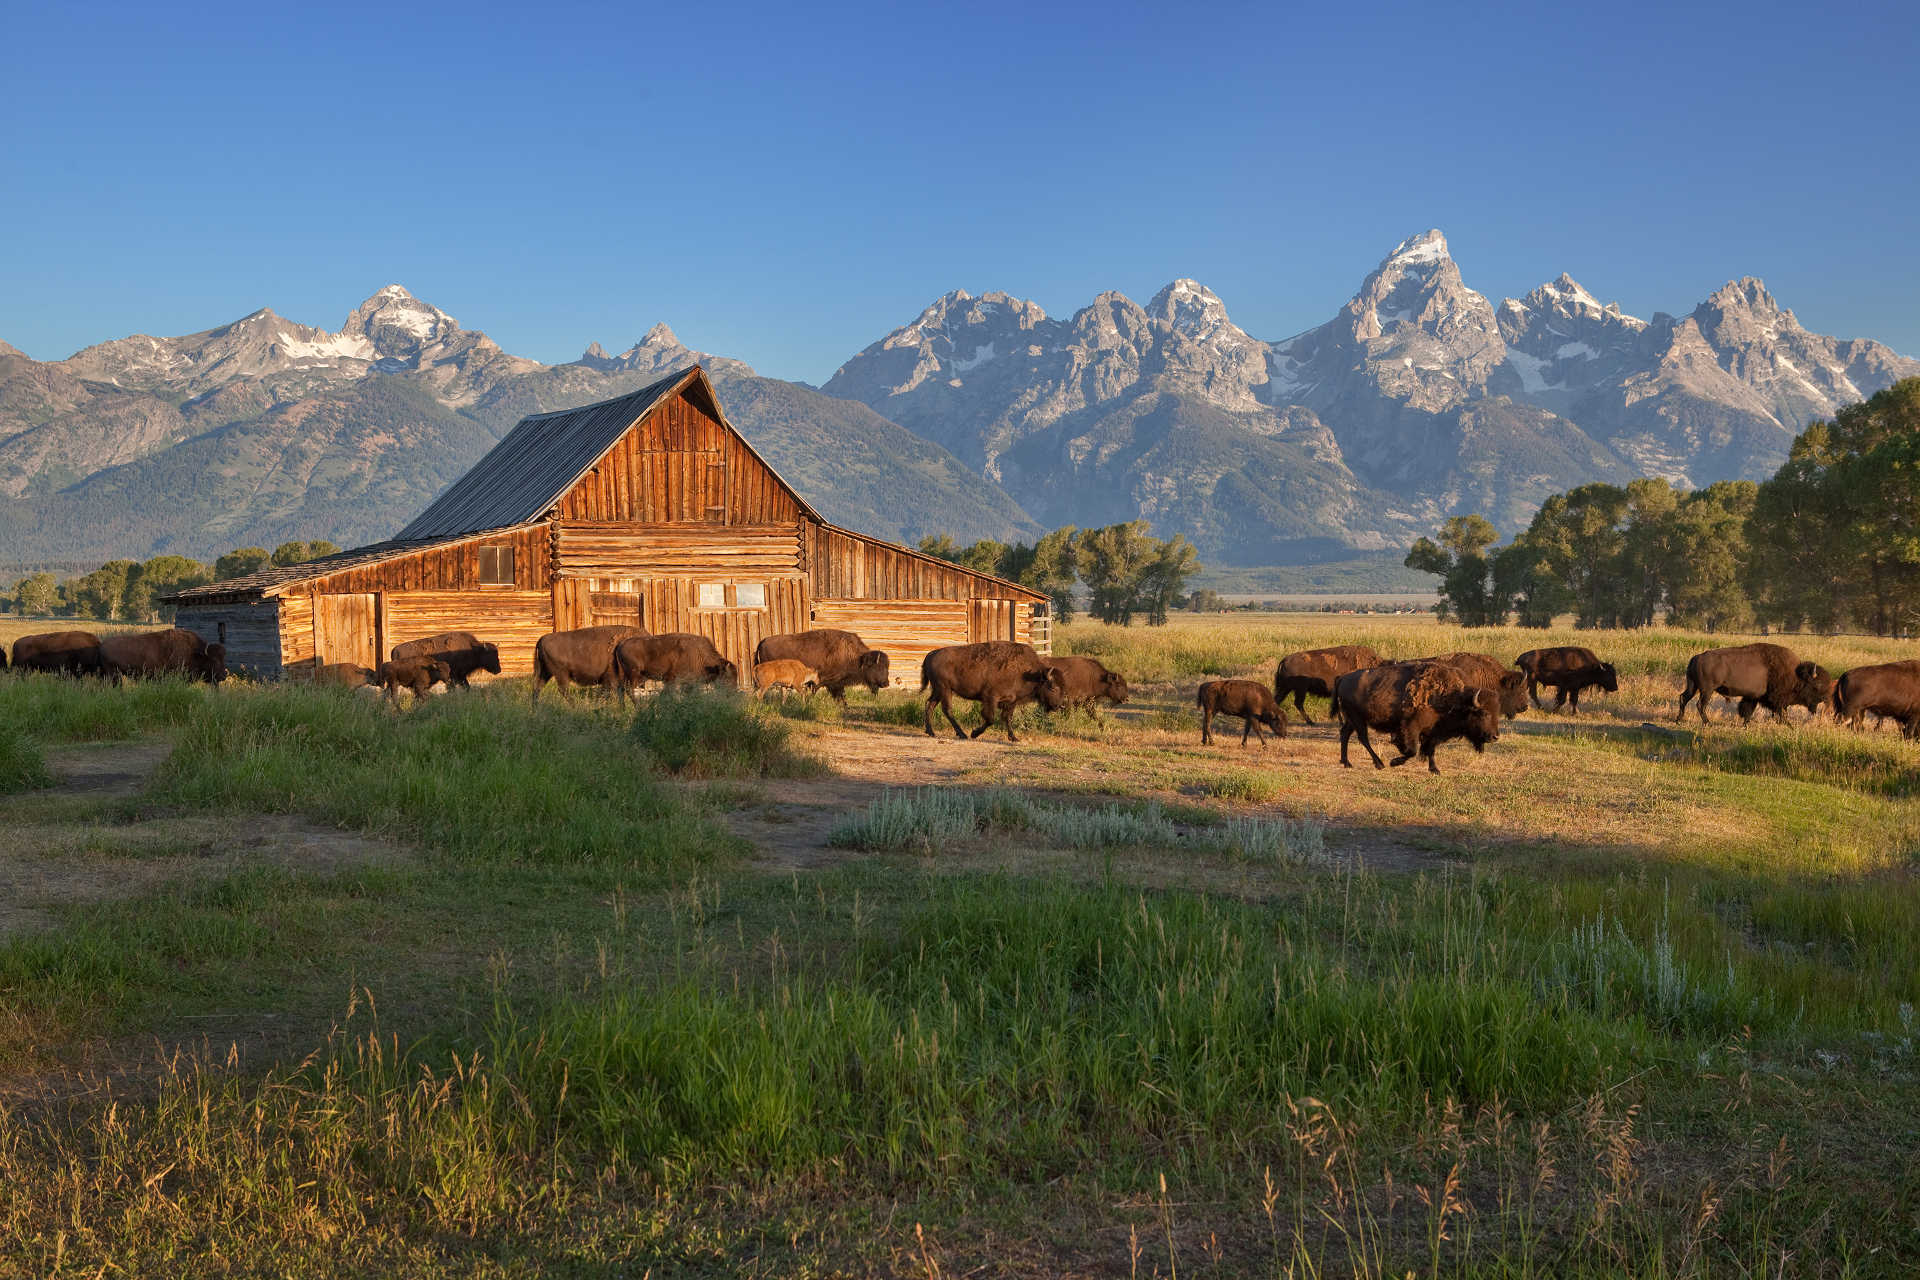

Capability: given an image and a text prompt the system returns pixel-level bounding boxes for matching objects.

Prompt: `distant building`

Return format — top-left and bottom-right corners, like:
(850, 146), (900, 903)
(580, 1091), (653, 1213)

(165, 367), (1047, 681)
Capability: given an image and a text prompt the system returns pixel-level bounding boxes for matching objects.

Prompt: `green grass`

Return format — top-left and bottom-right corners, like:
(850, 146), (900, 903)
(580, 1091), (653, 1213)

(0, 723), (52, 794)
(629, 683), (821, 777)
(0, 671), (214, 742)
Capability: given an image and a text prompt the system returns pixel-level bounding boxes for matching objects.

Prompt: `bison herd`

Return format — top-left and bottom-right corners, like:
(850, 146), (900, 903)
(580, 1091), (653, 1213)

(9, 622), (1920, 771)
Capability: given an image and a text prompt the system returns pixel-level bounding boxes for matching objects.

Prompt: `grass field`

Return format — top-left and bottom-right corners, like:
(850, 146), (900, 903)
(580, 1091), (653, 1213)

(2, 613), (1918, 1276)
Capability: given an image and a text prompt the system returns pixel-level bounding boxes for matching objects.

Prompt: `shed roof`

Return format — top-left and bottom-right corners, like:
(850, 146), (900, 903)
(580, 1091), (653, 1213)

(395, 365), (819, 540)
(165, 524), (537, 604)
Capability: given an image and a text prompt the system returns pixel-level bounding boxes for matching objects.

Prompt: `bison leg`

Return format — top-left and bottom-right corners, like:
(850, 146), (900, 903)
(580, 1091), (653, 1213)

(988, 698), (1021, 743)
(1241, 715), (1257, 747)
(1292, 690), (1315, 726)
(927, 688), (966, 740)
(1527, 676), (1543, 710)
(1200, 705), (1213, 746)
(1737, 697), (1759, 723)
(1676, 677), (1699, 723)
(1564, 687), (1579, 714)
(969, 698), (998, 740)
(1348, 721), (1387, 770)
(1552, 686), (1570, 713)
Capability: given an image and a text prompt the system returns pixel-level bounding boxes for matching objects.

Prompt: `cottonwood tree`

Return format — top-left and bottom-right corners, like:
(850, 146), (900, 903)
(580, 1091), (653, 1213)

(271, 540), (340, 567)
(215, 547), (272, 581)
(11, 572), (58, 617)
(65, 560), (137, 621)
(1405, 515), (1504, 625)
(122, 555), (209, 622)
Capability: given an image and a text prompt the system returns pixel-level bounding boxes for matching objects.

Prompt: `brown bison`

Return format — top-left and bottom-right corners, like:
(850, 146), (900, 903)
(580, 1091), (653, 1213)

(531, 625), (648, 703)
(612, 633), (739, 699)
(1197, 679), (1289, 747)
(754, 629), (890, 700)
(1676, 643), (1833, 725)
(1042, 656), (1129, 717)
(389, 631), (501, 688)
(11, 630), (103, 675)
(377, 657), (453, 704)
(314, 662), (377, 690)
(1514, 646), (1618, 714)
(1418, 652), (1529, 719)
(753, 659), (819, 696)
(1333, 661), (1500, 775)
(98, 628), (226, 684)
(921, 641), (1066, 742)
(1831, 661), (1920, 737)
(1273, 644), (1383, 725)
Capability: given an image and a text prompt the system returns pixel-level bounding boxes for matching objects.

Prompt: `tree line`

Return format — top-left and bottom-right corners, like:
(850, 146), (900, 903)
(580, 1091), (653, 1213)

(918, 521), (1201, 625)
(1406, 378), (1920, 635)
(5, 541), (340, 623)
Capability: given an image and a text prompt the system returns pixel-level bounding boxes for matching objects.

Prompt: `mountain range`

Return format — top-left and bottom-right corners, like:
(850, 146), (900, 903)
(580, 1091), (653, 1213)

(2, 230), (1913, 569)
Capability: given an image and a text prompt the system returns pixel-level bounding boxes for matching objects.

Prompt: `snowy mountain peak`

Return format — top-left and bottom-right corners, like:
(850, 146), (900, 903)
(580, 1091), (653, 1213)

(1702, 277), (1785, 321)
(641, 322), (680, 347)
(1147, 278), (1258, 352)
(1384, 229), (1451, 270)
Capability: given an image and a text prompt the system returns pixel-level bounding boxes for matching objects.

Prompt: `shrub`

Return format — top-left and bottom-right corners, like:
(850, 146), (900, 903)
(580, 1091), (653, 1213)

(628, 685), (817, 777)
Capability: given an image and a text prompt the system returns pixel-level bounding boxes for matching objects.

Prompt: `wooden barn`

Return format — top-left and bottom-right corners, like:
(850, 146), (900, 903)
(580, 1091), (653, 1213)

(164, 366), (1049, 683)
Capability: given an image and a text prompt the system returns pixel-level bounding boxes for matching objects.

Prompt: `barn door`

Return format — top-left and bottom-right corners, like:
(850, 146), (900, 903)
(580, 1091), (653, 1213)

(968, 598), (1013, 643)
(315, 594), (378, 670)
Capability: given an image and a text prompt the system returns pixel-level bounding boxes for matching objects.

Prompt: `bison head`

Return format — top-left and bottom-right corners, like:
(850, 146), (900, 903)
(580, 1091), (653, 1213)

(195, 643), (229, 684)
(1027, 665), (1068, 711)
(857, 649), (891, 691)
(713, 659), (740, 686)
(1598, 662), (1619, 693)
(1496, 670), (1529, 718)
(1436, 688), (1500, 752)
(427, 659), (454, 689)
(1793, 661), (1834, 711)
(1100, 670), (1131, 705)
(479, 642), (502, 675)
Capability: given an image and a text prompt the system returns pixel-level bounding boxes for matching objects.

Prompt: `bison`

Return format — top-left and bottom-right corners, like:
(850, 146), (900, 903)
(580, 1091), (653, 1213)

(754, 629), (890, 700)
(1418, 651), (1529, 719)
(1514, 646), (1618, 714)
(314, 662), (377, 690)
(389, 631), (500, 688)
(612, 632), (738, 700)
(1197, 679), (1289, 747)
(10, 630), (103, 675)
(531, 625), (648, 703)
(98, 628), (226, 685)
(1676, 643), (1833, 725)
(1042, 656), (1129, 717)
(1830, 661), (1920, 737)
(1334, 661), (1500, 774)
(753, 659), (819, 696)
(920, 641), (1066, 742)
(1273, 644), (1383, 725)
(377, 657), (453, 704)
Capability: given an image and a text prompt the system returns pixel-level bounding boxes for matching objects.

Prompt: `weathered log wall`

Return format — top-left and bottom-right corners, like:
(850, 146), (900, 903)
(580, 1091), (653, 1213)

(383, 590), (552, 677)
(174, 600), (284, 679)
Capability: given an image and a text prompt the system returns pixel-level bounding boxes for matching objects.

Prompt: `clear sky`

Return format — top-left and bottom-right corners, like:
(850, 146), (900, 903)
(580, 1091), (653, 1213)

(5, 0), (1916, 382)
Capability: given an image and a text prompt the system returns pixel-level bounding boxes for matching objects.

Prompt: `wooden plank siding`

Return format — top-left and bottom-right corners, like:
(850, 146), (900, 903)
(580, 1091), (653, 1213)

(555, 521), (803, 577)
(175, 601), (284, 679)
(810, 599), (972, 686)
(555, 391), (803, 526)
(384, 590), (552, 677)
(806, 526), (1029, 602)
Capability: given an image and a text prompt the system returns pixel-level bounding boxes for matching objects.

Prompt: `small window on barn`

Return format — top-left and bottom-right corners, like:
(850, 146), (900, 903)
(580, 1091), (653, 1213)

(734, 582), (767, 609)
(478, 545), (515, 586)
(696, 582), (726, 609)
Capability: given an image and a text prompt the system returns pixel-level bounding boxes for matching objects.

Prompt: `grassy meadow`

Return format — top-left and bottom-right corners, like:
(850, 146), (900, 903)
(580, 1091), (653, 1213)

(2, 612), (1919, 1276)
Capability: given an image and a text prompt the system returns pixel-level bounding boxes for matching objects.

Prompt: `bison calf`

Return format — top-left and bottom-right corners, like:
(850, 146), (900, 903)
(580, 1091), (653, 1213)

(753, 659), (819, 696)
(1334, 661), (1499, 775)
(921, 642), (1065, 742)
(1197, 679), (1288, 747)
(1514, 646), (1617, 714)
(377, 658), (452, 704)
(1273, 645), (1382, 725)
(315, 662), (377, 690)
(1677, 643), (1832, 725)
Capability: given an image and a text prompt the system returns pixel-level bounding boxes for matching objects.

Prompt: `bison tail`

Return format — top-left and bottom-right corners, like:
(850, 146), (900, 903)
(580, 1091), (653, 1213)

(918, 653), (933, 691)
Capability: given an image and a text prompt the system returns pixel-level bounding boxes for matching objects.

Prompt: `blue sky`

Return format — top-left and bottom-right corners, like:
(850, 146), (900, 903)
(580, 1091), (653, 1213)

(5, 0), (1916, 382)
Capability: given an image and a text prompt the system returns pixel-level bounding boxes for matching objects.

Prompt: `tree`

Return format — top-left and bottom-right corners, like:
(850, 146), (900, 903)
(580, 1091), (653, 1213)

(1664, 482), (1756, 632)
(1490, 535), (1571, 627)
(272, 540), (339, 567)
(12, 572), (58, 617)
(1186, 588), (1226, 613)
(1019, 526), (1079, 623)
(122, 555), (209, 622)
(65, 560), (137, 621)
(1521, 484), (1630, 627)
(1076, 522), (1158, 625)
(1137, 536), (1200, 626)
(215, 547), (272, 580)
(1405, 515), (1504, 625)
(1618, 478), (1680, 628)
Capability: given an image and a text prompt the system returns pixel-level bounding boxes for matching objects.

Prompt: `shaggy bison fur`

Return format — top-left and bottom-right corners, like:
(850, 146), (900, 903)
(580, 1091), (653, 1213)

(1513, 646), (1618, 714)
(1418, 651), (1529, 719)
(1676, 643), (1832, 725)
(1333, 661), (1500, 775)
(1196, 679), (1289, 747)
(1273, 644), (1383, 725)
(1831, 660), (1920, 737)
(389, 631), (500, 688)
(754, 630), (890, 699)
(531, 625), (648, 703)
(11, 630), (104, 676)
(612, 633), (738, 699)
(920, 641), (1065, 742)
(98, 629), (226, 684)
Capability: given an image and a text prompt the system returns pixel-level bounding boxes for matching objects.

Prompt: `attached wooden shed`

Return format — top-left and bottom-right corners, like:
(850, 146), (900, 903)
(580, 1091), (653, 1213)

(165, 367), (1048, 683)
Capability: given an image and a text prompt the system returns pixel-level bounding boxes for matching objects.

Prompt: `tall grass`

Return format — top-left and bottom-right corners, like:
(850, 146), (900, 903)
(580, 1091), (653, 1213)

(0, 673), (214, 742)
(144, 684), (734, 872)
(0, 723), (52, 793)
(829, 785), (1330, 865)
(628, 683), (820, 777)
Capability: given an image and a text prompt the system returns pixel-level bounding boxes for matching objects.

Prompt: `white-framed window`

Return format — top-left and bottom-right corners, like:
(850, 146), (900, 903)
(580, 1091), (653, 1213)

(734, 582), (767, 609)
(696, 582), (726, 609)
(478, 544), (515, 585)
